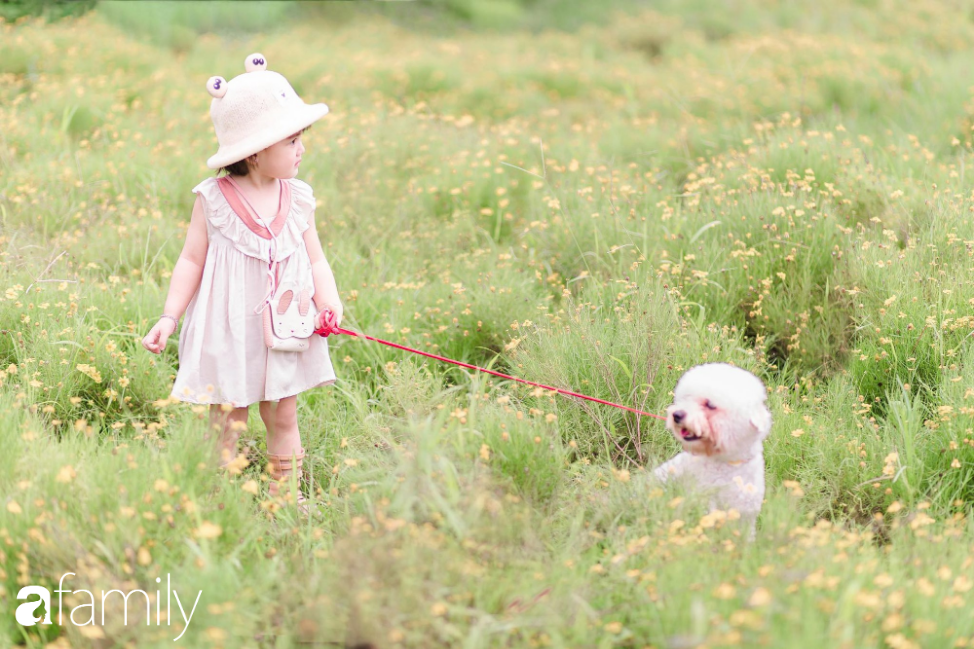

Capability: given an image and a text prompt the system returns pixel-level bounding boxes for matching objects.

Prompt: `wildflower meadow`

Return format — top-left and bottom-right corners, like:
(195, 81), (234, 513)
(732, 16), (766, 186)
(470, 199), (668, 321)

(4, 1), (974, 646)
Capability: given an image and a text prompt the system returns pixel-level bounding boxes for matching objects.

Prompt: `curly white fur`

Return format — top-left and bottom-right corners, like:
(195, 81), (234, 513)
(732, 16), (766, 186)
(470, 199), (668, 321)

(653, 363), (772, 536)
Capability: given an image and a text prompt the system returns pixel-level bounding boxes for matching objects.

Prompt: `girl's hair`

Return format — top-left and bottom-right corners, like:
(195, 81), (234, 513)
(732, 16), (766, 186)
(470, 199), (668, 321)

(218, 158), (251, 177)
(216, 125), (312, 177)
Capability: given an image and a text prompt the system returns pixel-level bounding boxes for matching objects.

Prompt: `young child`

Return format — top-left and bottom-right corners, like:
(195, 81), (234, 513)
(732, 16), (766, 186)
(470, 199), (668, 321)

(141, 53), (342, 514)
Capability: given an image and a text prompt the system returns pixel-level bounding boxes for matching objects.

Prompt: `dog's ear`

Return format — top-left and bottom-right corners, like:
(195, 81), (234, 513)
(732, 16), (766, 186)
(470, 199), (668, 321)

(749, 404), (772, 439)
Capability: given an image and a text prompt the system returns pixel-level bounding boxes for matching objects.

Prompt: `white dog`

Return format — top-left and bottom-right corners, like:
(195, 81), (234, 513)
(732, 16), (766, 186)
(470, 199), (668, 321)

(653, 363), (772, 535)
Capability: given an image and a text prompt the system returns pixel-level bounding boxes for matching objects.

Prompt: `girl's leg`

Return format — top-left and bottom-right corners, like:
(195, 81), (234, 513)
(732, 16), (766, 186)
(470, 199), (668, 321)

(208, 403), (249, 466)
(258, 400), (277, 444)
(263, 396), (300, 456)
(260, 396), (309, 505)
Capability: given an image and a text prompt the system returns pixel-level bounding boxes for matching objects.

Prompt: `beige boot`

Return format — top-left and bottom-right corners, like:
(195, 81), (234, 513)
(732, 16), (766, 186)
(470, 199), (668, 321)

(218, 448), (251, 475)
(215, 416), (247, 472)
(266, 447), (319, 515)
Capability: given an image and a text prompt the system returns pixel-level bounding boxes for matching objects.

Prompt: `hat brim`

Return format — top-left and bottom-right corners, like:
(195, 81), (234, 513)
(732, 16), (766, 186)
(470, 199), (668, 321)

(206, 103), (329, 170)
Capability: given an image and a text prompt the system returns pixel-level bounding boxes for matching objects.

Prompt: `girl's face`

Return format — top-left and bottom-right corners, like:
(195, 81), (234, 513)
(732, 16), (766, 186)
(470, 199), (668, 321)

(253, 130), (306, 179)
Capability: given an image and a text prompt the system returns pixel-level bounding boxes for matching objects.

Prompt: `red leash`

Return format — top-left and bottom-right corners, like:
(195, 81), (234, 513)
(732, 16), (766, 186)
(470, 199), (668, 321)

(315, 318), (665, 421)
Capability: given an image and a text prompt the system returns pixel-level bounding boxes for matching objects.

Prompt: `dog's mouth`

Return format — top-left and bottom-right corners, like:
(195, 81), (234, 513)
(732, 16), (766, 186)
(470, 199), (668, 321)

(679, 428), (702, 442)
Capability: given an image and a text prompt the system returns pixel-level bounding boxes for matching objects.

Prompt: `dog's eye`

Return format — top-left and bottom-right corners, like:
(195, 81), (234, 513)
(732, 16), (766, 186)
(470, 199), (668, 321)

(704, 400), (717, 410)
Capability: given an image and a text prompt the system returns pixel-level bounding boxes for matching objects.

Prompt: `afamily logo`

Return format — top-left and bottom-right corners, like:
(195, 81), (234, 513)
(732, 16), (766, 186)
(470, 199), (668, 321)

(15, 573), (203, 641)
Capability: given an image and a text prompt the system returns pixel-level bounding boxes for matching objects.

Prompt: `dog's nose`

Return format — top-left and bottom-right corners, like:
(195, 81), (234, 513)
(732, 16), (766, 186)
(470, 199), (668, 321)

(672, 410), (686, 424)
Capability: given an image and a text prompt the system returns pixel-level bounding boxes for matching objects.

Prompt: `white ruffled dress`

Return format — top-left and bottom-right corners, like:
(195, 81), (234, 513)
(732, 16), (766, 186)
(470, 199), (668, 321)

(169, 176), (336, 407)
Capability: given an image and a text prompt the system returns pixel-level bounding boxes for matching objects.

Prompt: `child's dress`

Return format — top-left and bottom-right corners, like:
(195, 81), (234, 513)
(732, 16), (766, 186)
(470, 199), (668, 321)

(170, 176), (337, 407)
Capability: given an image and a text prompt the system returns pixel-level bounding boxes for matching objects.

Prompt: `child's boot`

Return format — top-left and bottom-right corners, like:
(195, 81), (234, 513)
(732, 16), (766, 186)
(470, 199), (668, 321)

(218, 448), (251, 475)
(214, 417), (247, 473)
(266, 447), (319, 516)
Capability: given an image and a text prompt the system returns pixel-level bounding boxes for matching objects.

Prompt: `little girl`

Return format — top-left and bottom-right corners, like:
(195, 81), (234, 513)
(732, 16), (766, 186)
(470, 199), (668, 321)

(141, 53), (342, 514)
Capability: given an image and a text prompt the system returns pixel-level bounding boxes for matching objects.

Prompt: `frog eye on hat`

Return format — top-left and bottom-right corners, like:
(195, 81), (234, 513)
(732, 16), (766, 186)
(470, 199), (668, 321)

(206, 76), (228, 99)
(244, 52), (267, 73)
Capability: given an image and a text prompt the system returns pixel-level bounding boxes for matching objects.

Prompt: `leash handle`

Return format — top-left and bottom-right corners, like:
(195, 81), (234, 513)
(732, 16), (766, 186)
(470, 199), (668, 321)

(314, 316), (664, 421)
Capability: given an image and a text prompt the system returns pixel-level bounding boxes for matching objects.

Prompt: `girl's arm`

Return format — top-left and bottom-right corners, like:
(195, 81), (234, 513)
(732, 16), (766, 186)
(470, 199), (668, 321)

(163, 195), (209, 316)
(303, 208), (343, 328)
(142, 196), (208, 354)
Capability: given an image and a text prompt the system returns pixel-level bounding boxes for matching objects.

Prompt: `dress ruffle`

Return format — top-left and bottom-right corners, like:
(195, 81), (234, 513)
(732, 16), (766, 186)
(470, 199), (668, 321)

(191, 177), (313, 262)
(287, 178), (314, 235)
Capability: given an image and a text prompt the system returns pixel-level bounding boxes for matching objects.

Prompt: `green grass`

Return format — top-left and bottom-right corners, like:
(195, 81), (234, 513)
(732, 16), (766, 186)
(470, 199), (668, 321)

(5, 1), (974, 647)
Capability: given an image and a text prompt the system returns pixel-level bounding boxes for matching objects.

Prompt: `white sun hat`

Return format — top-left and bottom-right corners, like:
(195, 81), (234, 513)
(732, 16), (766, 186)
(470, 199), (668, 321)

(204, 53), (329, 170)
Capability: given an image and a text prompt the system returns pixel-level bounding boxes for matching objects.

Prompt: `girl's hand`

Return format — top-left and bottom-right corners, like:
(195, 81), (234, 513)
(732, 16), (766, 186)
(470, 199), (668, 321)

(142, 318), (177, 354)
(315, 308), (341, 335)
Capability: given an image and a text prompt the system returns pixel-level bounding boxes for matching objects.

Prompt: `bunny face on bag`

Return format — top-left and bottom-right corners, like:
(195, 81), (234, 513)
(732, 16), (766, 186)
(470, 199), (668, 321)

(263, 284), (318, 352)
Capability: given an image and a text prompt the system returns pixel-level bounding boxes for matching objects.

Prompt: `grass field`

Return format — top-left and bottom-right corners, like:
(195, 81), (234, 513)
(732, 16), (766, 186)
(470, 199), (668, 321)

(5, 0), (974, 646)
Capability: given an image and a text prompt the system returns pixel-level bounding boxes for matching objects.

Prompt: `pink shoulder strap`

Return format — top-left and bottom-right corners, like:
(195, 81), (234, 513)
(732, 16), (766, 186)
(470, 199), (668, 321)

(216, 176), (291, 240)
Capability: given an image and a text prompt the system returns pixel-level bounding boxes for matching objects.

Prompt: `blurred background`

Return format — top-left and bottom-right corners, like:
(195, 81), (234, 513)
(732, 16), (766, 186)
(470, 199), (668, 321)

(2, 0), (667, 39)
